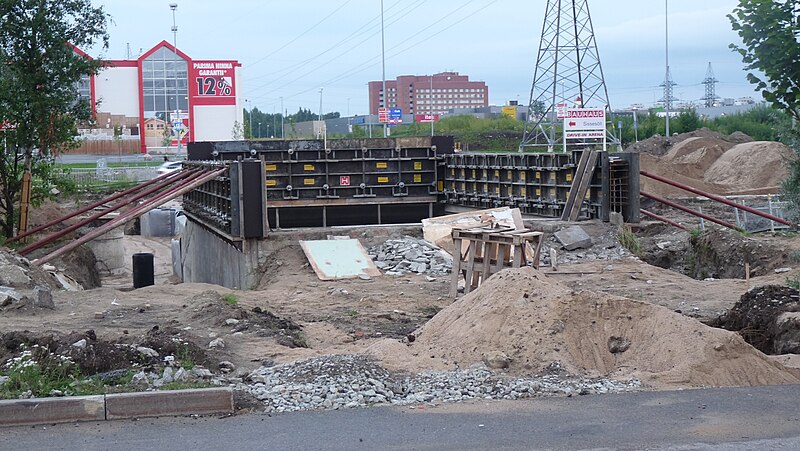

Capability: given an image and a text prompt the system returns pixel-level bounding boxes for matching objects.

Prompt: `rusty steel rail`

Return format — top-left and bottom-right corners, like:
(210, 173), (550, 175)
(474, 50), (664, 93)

(5, 170), (187, 245)
(640, 170), (792, 227)
(19, 168), (203, 256)
(33, 167), (227, 266)
(641, 191), (743, 232)
(640, 208), (689, 231)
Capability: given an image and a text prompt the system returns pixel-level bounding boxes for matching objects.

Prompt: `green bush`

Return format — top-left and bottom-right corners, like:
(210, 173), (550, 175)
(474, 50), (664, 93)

(223, 293), (238, 305)
(617, 228), (642, 257)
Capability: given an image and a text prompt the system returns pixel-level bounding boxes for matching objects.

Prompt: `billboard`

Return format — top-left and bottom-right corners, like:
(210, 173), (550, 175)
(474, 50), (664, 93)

(380, 108), (402, 124)
(501, 106), (517, 120)
(563, 108), (605, 132)
(190, 60), (238, 106)
(415, 114), (439, 123)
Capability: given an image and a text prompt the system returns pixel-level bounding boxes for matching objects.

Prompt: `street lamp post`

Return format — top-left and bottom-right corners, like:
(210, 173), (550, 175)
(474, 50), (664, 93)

(665, 0), (671, 136)
(169, 3), (179, 154)
(258, 122), (261, 139)
(318, 87), (324, 121)
(380, 0), (387, 138)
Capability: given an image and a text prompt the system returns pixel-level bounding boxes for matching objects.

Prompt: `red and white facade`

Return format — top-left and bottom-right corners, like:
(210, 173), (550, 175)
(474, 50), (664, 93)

(76, 41), (243, 153)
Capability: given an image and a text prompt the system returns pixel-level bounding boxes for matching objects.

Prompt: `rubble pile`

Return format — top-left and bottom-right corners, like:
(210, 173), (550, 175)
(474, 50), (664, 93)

(237, 354), (639, 413)
(368, 236), (452, 277)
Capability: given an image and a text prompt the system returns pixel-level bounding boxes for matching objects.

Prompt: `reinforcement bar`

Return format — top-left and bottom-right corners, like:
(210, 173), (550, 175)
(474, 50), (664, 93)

(33, 167), (227, 266)
(641, 191), (742, 232)
(5, 170), (186, 245)
(640, 208), (689, 231)
(18, 168), (203, 256)
(640, 170), (792, 227)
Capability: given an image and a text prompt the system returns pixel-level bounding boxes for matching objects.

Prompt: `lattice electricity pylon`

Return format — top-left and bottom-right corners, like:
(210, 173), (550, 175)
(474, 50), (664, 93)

(660, 66), (677, 110)
(520, 0), (618, 152)
(701, 62), (718, 107)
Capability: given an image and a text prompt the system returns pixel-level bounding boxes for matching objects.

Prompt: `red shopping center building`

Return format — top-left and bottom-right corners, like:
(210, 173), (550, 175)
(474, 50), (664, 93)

(74, 40), (243, 153)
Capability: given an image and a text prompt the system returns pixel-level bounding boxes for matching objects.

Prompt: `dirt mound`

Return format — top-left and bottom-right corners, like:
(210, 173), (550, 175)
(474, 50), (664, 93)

(55, 245), (101, 289)
(0, 326), (212, 375)
(661, 137), (731, 180)
(710, 285), (800, 355)
(636, 130), (791, 196)
(188, 290), (307, 348)
(704, 141), (795, 190)
(627, 128), (743, 157)
(410, 267), (800, 388)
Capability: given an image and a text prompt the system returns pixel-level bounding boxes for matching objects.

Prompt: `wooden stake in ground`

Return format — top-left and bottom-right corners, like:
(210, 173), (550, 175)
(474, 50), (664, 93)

(745, 262), (751, 291)
(17, 160), (32, 241)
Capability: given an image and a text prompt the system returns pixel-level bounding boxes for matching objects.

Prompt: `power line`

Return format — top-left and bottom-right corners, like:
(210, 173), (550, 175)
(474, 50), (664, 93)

(245, 0), (419, 85)
(246, 0), (427, 95)
(257, 0), (497, 105)
(246, 0), (356, 70)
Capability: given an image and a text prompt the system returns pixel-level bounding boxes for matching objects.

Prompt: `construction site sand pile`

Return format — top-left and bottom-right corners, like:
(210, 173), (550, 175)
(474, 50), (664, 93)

(638, 131), (795, 196)
(409, 267), (800, 388)
(704, 141), (794, 190)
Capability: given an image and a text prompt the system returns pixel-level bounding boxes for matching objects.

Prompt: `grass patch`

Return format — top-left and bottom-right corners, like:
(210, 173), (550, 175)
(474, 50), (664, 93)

(345, 309), (359, 317)
(159, 381), (215, 391)
(57, 161), (161, 170)
(617, 228), (642, 257)
(789, 251), (800, 263)
(223, 293), (238, 306)
(787, 275), (800, 290)
(0, 345), (82, 398)
(176, 346), (195, 370)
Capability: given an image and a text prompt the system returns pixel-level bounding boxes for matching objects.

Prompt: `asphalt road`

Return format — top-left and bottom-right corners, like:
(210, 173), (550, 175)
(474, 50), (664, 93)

(2, 385), (800, 450)
(55, 153), (186, 164)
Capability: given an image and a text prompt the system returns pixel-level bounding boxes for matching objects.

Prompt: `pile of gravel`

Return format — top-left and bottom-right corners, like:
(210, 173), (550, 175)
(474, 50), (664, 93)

(235, 354), (640, 413)
(368, 237), (452, 277)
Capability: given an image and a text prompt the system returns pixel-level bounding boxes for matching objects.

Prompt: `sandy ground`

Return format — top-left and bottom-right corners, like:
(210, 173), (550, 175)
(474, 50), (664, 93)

(2, 227), (798, 381)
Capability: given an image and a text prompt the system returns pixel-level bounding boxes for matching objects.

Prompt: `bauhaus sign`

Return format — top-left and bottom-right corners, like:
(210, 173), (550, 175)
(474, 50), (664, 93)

(190, 60), (238, 106)
(563, 108), (605, 131)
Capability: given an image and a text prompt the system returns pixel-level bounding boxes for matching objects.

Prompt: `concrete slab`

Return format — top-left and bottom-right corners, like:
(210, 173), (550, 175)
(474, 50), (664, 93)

(105, 388), (233, 420)
(0, 395), (105, 427)
(554, 226), (593, 251)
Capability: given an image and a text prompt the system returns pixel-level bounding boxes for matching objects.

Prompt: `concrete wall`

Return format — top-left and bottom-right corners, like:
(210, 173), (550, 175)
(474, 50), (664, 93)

(180, 220), (262, 290)
(95, 66), (139, 117)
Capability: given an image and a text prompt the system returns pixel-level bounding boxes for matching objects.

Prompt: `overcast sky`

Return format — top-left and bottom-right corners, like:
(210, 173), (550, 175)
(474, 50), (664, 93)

(88, 0), (756, 116)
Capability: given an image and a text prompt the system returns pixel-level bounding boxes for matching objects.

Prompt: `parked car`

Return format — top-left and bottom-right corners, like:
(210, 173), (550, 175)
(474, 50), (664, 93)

(157, 160), (182, 175)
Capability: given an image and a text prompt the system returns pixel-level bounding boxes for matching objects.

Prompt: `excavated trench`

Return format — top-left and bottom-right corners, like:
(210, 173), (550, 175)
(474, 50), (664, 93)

(637, 225), (799, 355)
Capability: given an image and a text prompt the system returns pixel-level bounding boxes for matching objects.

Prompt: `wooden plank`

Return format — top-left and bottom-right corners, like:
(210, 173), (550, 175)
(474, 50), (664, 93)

(560, 150), (592, 221)
(568, 151), (599, 221)
(450, 237), (463, 297)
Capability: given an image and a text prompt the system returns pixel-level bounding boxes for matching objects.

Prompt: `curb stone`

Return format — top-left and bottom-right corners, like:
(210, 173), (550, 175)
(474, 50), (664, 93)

(0, 395), (105, 426)
(105, 387), (234, 420)
(0, 388), (233, 427)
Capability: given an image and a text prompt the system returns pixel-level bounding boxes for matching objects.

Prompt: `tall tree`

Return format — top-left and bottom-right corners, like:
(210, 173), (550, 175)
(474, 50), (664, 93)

(0, 0), (108, 238)
(728, 0), (800, 121)
(729, 0), (800, 221)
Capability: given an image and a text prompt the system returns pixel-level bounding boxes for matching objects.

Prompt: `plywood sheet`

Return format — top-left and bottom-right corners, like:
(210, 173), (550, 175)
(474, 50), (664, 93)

(299, 239), (382, 281)
(422, 207), (524, 256)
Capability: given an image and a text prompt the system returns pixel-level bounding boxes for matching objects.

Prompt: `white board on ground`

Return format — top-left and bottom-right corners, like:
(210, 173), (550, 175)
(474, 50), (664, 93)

(299, 239), (382, 281)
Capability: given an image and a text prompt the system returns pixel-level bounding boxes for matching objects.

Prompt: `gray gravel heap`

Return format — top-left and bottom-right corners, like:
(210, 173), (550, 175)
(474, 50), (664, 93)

(368, 236), (452, 277)
(236, 354), (640, 413)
